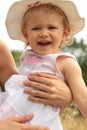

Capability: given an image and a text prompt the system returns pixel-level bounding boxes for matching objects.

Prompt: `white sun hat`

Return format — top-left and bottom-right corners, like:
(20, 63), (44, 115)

(5, 0), (85, 43)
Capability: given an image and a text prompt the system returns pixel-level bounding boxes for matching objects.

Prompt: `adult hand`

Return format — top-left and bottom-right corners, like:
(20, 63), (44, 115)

(24, 73), (72, 112)
(0, 114), (49, 130)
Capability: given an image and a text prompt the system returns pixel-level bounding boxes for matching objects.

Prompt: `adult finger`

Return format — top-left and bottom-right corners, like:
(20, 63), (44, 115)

(22, 124), (50, 130)
(9, 113), (34, 123)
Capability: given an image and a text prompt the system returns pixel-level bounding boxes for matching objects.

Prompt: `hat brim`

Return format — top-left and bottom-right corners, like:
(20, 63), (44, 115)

(5, 0), (85, 42)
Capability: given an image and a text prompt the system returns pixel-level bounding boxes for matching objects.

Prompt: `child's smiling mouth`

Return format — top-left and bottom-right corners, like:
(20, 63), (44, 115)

(37, 41), (52, 46)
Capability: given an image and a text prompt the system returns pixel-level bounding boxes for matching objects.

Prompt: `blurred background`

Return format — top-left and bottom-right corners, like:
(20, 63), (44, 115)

(0, 0), (87, 129)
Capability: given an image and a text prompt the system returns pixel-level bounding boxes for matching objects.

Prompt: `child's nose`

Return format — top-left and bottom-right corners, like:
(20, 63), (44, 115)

(40, 29), (49, 38)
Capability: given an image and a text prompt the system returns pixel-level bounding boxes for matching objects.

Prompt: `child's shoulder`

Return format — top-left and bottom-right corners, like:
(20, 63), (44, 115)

(56, 52), (79, 74)
(56, 52), (77, 61)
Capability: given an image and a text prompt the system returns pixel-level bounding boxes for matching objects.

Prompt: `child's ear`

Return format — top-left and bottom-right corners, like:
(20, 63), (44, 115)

(21, 27), (28, 42)
(63, 27), (70, 41)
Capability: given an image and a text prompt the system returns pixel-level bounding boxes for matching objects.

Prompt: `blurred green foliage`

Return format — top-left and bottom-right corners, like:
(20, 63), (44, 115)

(11, 50), (22, 62)
(11, 50), (22, 67)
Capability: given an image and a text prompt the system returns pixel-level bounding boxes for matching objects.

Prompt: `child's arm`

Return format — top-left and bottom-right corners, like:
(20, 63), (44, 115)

(0, 39), (18, 90)
(58, 57), (87, 118)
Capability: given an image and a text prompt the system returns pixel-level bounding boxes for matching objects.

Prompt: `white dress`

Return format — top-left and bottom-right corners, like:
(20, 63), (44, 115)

(0, 50), (76, 130)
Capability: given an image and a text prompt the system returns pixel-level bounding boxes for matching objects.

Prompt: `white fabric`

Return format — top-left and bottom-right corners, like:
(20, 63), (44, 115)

(0, 50), (77, 129)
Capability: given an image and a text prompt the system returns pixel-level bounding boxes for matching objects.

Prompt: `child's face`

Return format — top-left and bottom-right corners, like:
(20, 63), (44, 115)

(22, 7), (69, 55)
